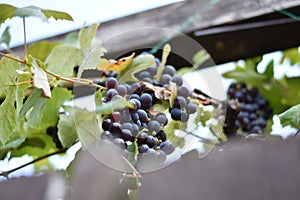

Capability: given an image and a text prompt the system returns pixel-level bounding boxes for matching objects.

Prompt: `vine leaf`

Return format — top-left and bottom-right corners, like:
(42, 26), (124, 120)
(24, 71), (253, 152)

(97, 53), (135, 73)
(0, 4), (73, 25)
(57, 110), (78, 148)
(31, 58), (52, 98)
(28, 40), (61, 62)
(73, 108), (100, 148)
(155, 44), (171, 81)
(118, 54), (155, 84)
(46, 23), (104, 78)
(0, 56), (20, 145)
(95, 97), (134, 114)
(280, 47), (300, 65)
(0, 26), (11, 47)
(279, 104), (300, 129)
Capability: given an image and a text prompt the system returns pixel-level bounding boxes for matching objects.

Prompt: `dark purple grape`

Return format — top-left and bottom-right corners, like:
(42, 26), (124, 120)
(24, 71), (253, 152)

(177, 86), (190, 98)
(122, 123), (133, 132)
(170, 108), (181, 121)
(137, 109), (148, 123)
(111, 111), (121, 122)
(148, 65), (157, 76)
(159, 140), (175, 155)
(130, 83), (143, 95)
(106, 77), (118, 89)
(101, 131), (113, 141)
(146, 135), (157, 148)
(180, 111), (189, 122)
(130, 112), (139, 123)
(109, 122), (122, 137)
(102, 118), (112, 131)
(104, 89), (118, 102)
(113, 138), (127, 150)
(186, 101), (197, 114)
(137, 132), (148, 145)
(129, 94), (140, 100)
(160, 74), (172, 85)
(156, 114), (168, 126)
(162, 65), (176, 76)
(138, 144), (150, 153)
(116, 85), (127, 96)
(121, 129), (134, 142)
(147, 120), (161, 134)
(156, 130), (166, 142)
(136, 71), (151, 80)
(140, 93), (153, 109)
(172, 76), (183, 86)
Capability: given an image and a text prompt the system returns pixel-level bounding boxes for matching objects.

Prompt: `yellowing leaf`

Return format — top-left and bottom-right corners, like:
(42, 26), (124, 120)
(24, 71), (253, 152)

(31, 58), (51, 98)
(97, 53), (135, 73)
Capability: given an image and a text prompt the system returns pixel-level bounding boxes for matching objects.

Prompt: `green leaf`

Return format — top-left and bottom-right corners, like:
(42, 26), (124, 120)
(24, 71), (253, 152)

(19, 89), (44, 120)
(57, 112), (78, 148)
(41, 9), (73, 21)
(10, 131), (57, 158)
(94, 89), (103, 107)
(74, 109), (101, 148)
(46, 44), (82, 77)
(0, 135), (26, 159)
(77, 23), (104, 77)
(16, 72), (31, 116)
(64, 31), (79, 47)
(28, 40), (61, 62)
(26, 91), (46, 128)
(40, 87), (72, 130)
(0, 4), (16, 25)
(280, 47), (300, 65)
(163, 120), (185, 148)
(0, 26), (11, 47)
(79, 23), (99, 50)
(263, 60), (274, 77)
(46, 24), (104, 78)
(155, 44), (171, 81)
(0, 56), (20, 145)
(118, 54), (155, 84)
(31, 58), (51, 98)
(279, 104), (300, 129)
(95, 97), (133, 114)
(14, 6), (48, 22)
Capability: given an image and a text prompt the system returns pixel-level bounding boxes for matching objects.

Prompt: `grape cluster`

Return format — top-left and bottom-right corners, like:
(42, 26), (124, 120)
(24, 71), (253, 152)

(100, 77), (175, 162)
(227, 82), (272, 134)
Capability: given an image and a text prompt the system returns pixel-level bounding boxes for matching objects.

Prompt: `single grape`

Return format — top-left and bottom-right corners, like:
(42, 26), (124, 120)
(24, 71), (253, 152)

(177, 86), (190, 98)
(109, 122), (122, 137)
(101, 131), (114, 141)
(172, 76), (183, 86)
(138, 144), (150, 153)
(137, 109), (149, 123)
(121, 129), (134, 142)
(102, 118), (112, 131)
(104, 89), (118, 102)
(162, 65), (176, 76)
(186, 101), (197, 114)
(146, 135), (157, 148)
(129, 94), (140, 100)
(136, 71), (151, 80)
(147, 120), (161, 134)
(160, 74), (172, 85)
(180, 111), (189, 122)
(156, 130), (167, 142)
(106, 77), (118, 89)
(140, 93), (153, 109)
(156, 114), (168, 126)
(122, 123), (133, 132)
(170, 108), (182, 121)
(148, 65), (157, 76)
(130, 83), (143, 95)
(113, 138), (127, 150)
(159, 140), (175, 155)
(116, 85), (127, 96)
(130, 112), (139, 123)
(137, 132), (148, 145)
(111, 111), (121, 122)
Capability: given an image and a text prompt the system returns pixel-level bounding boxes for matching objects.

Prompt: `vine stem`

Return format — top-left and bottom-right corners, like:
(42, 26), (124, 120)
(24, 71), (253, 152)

(0, 52), (25, 64)
(23, 17), (27, 59)
(0, 147), (69, 179)
(45, 69), (107, 90)
(121, 156), (142, 179)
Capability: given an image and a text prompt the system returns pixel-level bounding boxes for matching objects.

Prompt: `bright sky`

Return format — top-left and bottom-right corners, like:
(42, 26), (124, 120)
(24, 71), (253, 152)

(0, 0), (183, 48)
